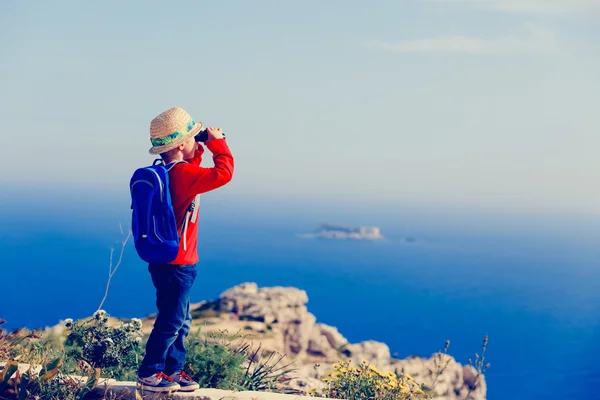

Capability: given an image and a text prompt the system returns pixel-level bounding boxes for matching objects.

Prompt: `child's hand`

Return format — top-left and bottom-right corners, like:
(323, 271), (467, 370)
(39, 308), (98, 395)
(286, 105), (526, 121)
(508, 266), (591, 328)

(206, 127), (224, 141)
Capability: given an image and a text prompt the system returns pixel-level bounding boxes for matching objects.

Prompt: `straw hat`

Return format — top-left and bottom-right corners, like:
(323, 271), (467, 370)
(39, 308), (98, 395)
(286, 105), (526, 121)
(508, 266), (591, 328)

(149, 107), (203, 154)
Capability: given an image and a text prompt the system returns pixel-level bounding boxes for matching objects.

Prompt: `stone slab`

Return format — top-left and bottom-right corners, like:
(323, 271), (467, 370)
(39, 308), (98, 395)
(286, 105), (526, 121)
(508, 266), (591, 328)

(3, 364), (331, 399)
(92, 381), (332, 400)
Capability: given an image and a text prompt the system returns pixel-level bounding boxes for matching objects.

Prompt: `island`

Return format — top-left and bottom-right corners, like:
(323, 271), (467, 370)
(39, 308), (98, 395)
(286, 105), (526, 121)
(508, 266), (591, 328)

(298, 223), (385, 240)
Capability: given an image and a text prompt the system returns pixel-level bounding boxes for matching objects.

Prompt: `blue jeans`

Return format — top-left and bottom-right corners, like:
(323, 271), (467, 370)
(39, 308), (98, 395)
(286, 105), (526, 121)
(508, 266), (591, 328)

(138, 263), (197, 377)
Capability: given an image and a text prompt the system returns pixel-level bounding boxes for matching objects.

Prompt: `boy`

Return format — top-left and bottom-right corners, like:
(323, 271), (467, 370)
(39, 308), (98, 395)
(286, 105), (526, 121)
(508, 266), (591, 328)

(137, 107), (234, 392)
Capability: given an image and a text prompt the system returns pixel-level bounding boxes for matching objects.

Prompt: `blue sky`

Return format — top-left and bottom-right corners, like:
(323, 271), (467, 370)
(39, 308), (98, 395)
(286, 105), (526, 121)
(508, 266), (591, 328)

(1, 0), (599, 214)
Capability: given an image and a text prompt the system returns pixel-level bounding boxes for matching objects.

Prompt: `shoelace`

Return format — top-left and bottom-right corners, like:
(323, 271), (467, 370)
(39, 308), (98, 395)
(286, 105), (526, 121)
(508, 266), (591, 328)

(155, 372), (173, 382)
(180, 371), (193, 381)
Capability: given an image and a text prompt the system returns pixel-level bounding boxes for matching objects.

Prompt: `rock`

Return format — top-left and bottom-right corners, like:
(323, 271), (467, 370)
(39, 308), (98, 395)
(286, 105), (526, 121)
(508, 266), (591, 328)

(389, 354), (485, 400)
(90, 383), (332, 399)
(463, 364), (487, 398)
(164, 282), (486, 399)
(283, 312), (316, 355)
(344, 340), (391, 365)
(209, 283), (318, 356)
(307, 324), (348, 360)
(219, 282), (260, 300)
(216, 283), (310, 326)
(285, 376), (326, 395)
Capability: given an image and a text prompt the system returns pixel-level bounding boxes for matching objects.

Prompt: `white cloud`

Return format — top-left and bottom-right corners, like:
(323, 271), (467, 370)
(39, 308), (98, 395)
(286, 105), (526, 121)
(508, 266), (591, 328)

(425, 0), (600, 14)
(371, 22), (558, 54)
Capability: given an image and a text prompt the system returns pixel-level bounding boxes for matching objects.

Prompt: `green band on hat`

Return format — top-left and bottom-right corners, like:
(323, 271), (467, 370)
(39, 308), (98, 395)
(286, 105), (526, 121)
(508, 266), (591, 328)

(151, 120), (196, 147)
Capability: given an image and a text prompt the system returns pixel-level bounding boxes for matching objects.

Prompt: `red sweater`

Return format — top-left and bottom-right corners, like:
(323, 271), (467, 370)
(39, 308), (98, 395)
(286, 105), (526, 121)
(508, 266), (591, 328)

(167, 138), (234, 265)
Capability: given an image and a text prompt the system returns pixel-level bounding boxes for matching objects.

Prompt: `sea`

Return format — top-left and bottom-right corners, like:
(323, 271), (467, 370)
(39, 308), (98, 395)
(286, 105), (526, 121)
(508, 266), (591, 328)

(1, 185), (599, 400)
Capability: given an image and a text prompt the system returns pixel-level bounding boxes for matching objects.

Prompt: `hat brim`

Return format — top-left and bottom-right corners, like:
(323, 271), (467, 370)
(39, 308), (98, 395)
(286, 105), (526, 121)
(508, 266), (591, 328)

(148, 122), (203, 155)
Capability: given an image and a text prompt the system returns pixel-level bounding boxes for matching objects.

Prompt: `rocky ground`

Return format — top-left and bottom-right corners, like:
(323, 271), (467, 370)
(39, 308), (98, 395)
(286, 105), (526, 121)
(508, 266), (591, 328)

(135, 282), (486, 400)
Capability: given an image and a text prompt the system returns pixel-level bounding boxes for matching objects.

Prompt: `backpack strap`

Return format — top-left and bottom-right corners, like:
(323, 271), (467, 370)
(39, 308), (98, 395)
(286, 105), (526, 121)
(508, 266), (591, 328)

(190, 194), (201, 223)
(153, 159), (187, 170)
(162, 160), (197, 251)
(166, 160), (187, 171)
(165, 160), (193, 212)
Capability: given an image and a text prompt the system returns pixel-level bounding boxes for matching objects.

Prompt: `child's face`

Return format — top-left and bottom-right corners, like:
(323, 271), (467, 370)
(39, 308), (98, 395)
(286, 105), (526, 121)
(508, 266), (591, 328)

(182, 137), (196, 159)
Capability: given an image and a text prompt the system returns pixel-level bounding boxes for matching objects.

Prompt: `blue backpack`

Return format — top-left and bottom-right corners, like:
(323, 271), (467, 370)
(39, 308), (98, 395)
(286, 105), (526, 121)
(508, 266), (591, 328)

(130, 159), (185, 264)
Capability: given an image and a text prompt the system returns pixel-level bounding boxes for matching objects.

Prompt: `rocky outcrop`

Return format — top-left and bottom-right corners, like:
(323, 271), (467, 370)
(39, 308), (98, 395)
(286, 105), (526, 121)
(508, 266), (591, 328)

(202, 283), (317, 357)
(307, 323), (347, 359)
(191, 282), (486, 400)
(394, 355), (486, 400)
(217, 283), (310, 325)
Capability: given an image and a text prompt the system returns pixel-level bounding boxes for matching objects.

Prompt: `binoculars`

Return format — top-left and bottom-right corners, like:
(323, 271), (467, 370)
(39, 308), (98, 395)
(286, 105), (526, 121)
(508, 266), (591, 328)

(195, 128), (226, 142)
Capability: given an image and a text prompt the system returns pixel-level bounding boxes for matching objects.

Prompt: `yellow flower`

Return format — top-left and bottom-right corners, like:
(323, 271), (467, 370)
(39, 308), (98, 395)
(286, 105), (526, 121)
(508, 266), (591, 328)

(368, 364), (380, 372)
(382, 380), (397, 390)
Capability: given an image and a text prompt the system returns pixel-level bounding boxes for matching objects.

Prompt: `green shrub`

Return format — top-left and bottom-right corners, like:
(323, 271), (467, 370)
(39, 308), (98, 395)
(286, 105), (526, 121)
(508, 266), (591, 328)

(0, 360), (101, 400)
(0, 320), (49, 364)
(239, 345), (297, 393)
(183, 327), (296, 393)
(184, 328), (247, 390)
(0, 319), (99, 400)
(63, 310), (143, 381)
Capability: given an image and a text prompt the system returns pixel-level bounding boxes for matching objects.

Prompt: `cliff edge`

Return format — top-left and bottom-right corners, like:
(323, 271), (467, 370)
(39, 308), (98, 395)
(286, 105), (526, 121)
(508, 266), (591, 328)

(136, 282), (486, 400)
